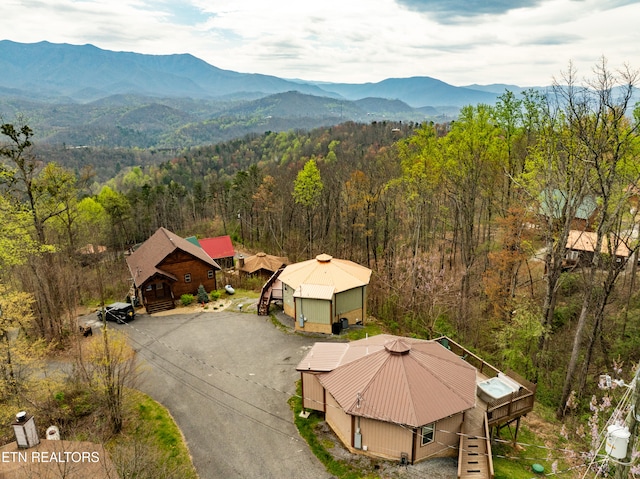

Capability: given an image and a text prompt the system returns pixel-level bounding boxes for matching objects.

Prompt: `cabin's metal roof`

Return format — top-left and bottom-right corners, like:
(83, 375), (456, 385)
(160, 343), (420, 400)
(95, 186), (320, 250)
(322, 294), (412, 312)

(279, 254), (371, 294)
(199, 235), (235, 260)
(300, 335), (476, 427)
(293, 284), (335, 300)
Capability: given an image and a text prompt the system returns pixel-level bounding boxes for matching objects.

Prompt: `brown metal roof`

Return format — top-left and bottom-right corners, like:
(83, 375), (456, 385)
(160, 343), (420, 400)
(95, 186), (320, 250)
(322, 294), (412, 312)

(239, 252), (289, 274)
(297, 343), (351, 372)
(297, 334), (395, 372)
(126, 227), (221, 287)
(278, 254), (371, 294)
(314, 336), (477, 427)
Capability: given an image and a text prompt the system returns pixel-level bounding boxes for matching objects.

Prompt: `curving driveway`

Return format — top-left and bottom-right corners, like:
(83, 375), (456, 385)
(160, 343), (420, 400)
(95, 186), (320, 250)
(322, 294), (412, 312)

(116, 310), (331, 479)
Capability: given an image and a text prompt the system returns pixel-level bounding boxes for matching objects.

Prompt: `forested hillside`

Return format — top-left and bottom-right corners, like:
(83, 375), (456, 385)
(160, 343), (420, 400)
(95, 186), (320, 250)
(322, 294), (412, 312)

(2, 61), (640, 471)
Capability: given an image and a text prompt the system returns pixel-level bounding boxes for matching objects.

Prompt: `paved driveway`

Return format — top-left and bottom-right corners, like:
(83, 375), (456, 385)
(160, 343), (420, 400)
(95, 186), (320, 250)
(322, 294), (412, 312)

(116, 310), (331, 479)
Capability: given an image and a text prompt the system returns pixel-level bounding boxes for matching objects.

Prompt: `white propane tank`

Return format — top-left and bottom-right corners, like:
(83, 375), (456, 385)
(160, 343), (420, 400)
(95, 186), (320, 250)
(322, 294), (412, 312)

(605, 424), (631, 459)
(46, 425), (60, 440)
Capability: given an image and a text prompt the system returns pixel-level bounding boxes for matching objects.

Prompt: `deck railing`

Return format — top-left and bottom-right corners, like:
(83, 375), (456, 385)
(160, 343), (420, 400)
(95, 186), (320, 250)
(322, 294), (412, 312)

(484, 413), (494, 479)
(434, 336), (501, 378)
(486, 388), (535, 425)
(434, 336), (536, 427)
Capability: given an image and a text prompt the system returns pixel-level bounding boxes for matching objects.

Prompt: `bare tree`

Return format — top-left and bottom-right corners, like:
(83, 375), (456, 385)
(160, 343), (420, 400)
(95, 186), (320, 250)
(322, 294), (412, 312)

(556, 59), (640, 417)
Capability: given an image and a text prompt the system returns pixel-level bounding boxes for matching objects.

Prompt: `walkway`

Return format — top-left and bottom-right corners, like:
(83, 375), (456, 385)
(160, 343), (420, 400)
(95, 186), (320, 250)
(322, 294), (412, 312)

(458, 377), (493, 479)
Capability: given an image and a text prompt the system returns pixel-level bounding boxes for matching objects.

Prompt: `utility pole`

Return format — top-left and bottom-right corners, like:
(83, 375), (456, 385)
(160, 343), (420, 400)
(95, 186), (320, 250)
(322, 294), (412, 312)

(614, 364), (640, 479)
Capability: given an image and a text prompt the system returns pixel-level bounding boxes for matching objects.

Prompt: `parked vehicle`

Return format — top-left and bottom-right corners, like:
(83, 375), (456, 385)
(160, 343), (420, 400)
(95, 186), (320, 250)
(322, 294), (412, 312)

(97, 302), (136, 323)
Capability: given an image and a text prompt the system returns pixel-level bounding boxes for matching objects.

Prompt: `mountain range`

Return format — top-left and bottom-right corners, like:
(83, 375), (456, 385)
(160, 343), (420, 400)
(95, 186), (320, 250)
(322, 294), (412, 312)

(0, 40), (537, 148)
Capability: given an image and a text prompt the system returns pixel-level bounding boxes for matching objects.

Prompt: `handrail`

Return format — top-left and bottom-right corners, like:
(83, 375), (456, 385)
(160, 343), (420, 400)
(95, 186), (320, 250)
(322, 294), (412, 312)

(260, 268), (283, 299)
(486, 391), (535, 426)
(258, 268), (284, 315)
(457, 423), (464, 479)
(484, 413), (494, 479)
(434, 336), (501, 378)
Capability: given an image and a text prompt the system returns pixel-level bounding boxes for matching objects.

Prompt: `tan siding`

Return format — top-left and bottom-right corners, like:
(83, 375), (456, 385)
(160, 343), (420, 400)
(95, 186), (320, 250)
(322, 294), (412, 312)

(301, 373), (325, 411)
(413, 414), (463, 463)
(334, 308), (365, 326)
(296, 321), (332, 334)
(326, 394), (352, 449)
(359, 417), (413, 461)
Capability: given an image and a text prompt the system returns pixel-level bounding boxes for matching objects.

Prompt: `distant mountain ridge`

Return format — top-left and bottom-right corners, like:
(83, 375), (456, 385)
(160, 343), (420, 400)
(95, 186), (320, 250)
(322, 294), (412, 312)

(0, 40), (544, 149)
(0, 40), (514, 108)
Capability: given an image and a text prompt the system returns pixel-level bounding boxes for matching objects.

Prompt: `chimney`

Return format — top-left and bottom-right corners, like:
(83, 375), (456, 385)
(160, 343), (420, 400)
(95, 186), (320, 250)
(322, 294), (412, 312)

(238, 254), (244, 268)
(12, 411), (39, 448)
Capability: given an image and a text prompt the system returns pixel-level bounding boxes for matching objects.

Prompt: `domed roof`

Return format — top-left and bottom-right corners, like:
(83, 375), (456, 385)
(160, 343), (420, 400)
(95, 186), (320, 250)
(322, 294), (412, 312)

(278, 253), (371, 293)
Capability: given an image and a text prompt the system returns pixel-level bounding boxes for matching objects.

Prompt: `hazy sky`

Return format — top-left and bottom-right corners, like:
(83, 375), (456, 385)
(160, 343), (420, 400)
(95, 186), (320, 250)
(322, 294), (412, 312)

(2, 0), (639, 86)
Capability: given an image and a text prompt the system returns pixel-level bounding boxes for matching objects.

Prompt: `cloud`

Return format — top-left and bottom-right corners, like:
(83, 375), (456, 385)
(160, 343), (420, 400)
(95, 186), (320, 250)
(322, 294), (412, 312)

(524, 33), (583, 46)
(394, 0), (545, 22)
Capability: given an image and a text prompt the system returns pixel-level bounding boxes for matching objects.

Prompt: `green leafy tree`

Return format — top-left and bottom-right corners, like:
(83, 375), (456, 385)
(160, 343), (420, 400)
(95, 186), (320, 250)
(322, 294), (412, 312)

(293, 158), (323, 253)
(97, 185), (132, 248)
(0, 283), (48, 400)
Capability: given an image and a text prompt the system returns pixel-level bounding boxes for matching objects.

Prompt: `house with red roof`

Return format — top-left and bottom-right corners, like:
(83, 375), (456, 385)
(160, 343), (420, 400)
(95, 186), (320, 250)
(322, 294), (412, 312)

(198, 235), (235, 269)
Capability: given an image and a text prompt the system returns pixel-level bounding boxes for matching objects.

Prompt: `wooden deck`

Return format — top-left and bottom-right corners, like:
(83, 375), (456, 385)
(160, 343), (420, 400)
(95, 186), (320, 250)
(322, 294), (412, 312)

(434, 337), (537, 479)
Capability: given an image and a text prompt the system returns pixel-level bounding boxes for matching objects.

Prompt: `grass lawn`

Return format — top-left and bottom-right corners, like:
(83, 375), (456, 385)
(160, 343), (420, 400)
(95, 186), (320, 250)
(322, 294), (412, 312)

(106, 390), (199, 479)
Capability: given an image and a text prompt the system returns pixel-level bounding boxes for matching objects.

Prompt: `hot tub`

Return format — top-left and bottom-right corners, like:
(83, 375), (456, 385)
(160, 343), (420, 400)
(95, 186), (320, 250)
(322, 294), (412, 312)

(477, 376), (517, 403)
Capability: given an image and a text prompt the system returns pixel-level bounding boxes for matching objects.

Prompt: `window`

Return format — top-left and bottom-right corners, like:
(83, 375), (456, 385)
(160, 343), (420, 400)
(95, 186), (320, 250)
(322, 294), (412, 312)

(421, 423), (434, 446)
(207, 270), (214, 279)
(145, 284), (153, 291)
(184, 273), (191, 283)
(156, 283), (163, 290)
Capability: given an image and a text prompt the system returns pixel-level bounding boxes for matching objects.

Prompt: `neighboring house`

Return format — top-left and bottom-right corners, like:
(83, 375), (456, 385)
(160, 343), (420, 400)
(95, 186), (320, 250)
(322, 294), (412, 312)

(199, 235), (235, 269)
(278, 254), (372, 334)
(126, 227), (220, 314)
(538, 189), (599, 231)
(238, 252), (289, 277)
(565, 229), (631, 268)
(78, 243), (107, 255)
(297, 334), (536, 470)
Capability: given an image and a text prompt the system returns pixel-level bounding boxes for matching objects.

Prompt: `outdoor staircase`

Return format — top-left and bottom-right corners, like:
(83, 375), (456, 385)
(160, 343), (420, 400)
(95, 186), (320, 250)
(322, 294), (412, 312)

(258, 268), (283, 316)
(145, 299), (175, 314)
(458, 411), (493, 479)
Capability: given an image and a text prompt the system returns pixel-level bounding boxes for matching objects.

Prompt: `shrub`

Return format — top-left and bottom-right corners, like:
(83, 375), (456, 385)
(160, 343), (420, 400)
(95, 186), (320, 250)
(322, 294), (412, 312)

(180, 294), (194, 306)
(197, 285), (210, 304)
(209, 290), (220, 301)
